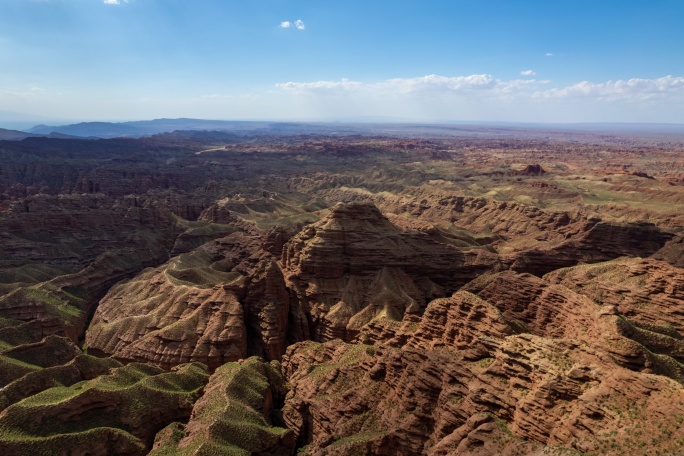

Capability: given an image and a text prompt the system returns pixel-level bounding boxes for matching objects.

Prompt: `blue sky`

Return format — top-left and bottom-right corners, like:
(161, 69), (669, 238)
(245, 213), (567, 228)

(1, 0), (683, 124)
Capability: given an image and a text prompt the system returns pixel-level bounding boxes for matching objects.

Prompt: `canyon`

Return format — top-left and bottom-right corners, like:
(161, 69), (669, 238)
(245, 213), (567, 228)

(1, 124), (684, 455)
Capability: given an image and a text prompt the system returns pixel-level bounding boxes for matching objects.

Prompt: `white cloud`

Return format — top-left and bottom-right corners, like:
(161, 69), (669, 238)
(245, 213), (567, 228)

(536, 76), (684, 100)
(379, 74), (496, 94)
(273, 74), (684, 122)
(280, 20), (305, 30)
(278, 74), (523, 98)
(279, 74), (684, 104)
(520, 70), (536, 76)
(545, 53), (554, 57)
(277, 78), (363, 94)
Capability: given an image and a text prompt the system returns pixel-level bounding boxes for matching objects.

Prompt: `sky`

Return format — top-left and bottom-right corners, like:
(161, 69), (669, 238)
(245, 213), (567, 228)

(1, 0), (683, 125)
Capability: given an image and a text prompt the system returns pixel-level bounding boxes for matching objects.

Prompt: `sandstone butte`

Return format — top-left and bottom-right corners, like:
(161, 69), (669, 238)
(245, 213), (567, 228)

(2, 131), (684, 455)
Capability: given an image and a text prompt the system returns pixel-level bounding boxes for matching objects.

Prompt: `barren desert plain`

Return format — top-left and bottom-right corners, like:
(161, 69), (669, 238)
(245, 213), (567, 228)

(1, 123), (684, 455)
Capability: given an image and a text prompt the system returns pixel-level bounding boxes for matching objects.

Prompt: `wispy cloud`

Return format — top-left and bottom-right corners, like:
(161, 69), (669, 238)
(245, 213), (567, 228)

(277, 78), (363, 94)
(103, 0), (129, 4)
(520, 70), (536, 76)
(277, 74), (684, 106)
(278, 74), (538, 98)
(0, 86), (53, 102)
(280, 19), (305, 30)
(271, 74), (684, 122)
(545, 52), (554, 57)
(535, 76), (684, 100)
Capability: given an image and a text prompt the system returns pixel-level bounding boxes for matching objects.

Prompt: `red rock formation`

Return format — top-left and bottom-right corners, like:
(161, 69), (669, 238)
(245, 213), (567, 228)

(401, 290), (513, 355)
(546, 257), (684, 338)
(519, 164), (545, 176)
(282, 202), (499, 342)
(85, 232), (292, 368)
(508, 220), (673, 276)
(466, 270), (684, 380)
(282, 335), (684, 455)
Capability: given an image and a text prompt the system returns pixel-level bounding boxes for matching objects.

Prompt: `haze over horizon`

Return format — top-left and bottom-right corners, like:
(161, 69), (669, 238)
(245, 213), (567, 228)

(1, 0), (683, 124)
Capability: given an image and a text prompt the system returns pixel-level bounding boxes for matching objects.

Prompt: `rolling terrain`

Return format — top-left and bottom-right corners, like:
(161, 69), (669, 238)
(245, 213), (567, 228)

(1, 124), (684, 455)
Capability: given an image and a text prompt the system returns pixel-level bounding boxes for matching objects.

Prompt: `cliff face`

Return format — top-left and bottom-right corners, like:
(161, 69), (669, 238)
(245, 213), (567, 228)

(281, 326), (684, 456)
(3, 131), (684, 455)
(509, 221), (673, 276)
(277, 253), (684, 455)
(85, 232), (291, 368)
(282, 202), (499, 342)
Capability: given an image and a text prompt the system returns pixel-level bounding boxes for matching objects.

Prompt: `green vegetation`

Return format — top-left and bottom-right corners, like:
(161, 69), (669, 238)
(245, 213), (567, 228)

(328, 431), (387, 449)
(165, 250), (245, 288)
(0, 362), (209, 454)
(150, 357), (293, 456)
(0, 354), (122, 411)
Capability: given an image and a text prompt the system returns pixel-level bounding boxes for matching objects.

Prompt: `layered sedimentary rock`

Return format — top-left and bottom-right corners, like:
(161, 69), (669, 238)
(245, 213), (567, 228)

(0, 193), (182, 342)
(282, 202), (499, 342)
(307, 187), (675, 276)
(280, 259), (684, 455)
(465, 270), (684, 381)
(546, 258), (684, 334)
(2, 130), (684, 455)
(651, 234), (684, 267)
(151, 357), (294, 455)
(86, 232), (291, 368)
(282, 336), (684, 456)
(402, 291), (513, 354)
(464, 271), (601, 341)
(508, 220), (674, 276)
(306, 188), (592, 250)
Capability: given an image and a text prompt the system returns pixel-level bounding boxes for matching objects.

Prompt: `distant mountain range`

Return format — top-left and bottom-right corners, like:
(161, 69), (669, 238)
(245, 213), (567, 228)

(0, 128), (37, 141)
(0, 117), (681, 141)
(25, 118), (280, 138)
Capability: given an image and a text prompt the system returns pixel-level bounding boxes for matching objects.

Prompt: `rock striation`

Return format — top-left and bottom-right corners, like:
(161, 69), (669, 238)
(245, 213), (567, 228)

(508, 220), (673, 276)
(85, 232), (291, 368)
(282, 202), (499, 342)
(281, 335), (684, 456)
(546, 257), (684, 334)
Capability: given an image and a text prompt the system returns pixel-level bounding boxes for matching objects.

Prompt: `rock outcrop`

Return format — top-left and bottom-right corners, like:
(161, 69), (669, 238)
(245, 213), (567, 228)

(546, 257), (684, 334)
(86, 232), (291, 368)
(465, 269), (684, 381)
(509, 221), (673, 276)
(281, 335), (684, 456)
(282, 202), (499, 342)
